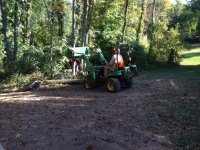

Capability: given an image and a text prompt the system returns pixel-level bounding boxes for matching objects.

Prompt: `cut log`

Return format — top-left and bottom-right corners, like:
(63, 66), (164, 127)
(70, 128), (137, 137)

(43, 79), (85, 84)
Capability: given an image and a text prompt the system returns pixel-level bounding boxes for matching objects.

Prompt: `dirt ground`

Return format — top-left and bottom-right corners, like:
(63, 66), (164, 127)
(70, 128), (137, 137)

(0, 72), (200, 150)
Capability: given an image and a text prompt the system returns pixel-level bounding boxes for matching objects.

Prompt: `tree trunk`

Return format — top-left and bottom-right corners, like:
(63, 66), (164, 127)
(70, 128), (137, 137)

(168, 49), (175, 64)
(21, 1), (27, 43)
(57, 12), (64, 38)
(23, 1), (32, 44)
(50, 11), (54, 79)
(148, 0), (156, 63)
(82, 0), (87, 46)
(86, 0), (94, 45)
(13, 1), (19, 60)
(44, 79), (85, 84)
(136, 0), (146, 43)
(57, 0), (64, 39)
(122, 0), (128, 42)
(0, 0), (13, 62)
(30, 33), (34, 45)
(72, 0), (76, 47)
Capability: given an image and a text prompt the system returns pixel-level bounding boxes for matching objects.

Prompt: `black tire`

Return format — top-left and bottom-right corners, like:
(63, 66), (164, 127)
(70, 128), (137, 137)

(124, 79), (133, 89)
(105, 78), (121, 93)
(84, 81), (94, 90)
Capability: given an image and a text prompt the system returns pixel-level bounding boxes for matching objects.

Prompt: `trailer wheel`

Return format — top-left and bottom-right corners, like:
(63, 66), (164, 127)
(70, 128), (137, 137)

(84, 81), (93, 90)
(106, 78), (121, 93)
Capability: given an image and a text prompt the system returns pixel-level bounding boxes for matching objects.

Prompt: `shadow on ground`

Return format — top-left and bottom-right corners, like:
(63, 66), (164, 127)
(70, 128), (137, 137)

(187, 43), (200, 50)
(181, 51), (200, 59)
(0, 72), (200, 150)
(148, 65), (200, 81)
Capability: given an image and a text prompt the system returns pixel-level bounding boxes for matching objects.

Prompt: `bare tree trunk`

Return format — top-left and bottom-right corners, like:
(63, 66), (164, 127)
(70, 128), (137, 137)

(148, 0), (156, 63)
(50, 10), (54, 79)
(24, 9), (28, 43)
(122, 0), (128, 42)
(23, 0), (32, 44)
(21, 1), (27, 43)
(82, 0), (87, 46)
(58, 12), (64, 38)
(86, 0), (94, 45)
(13, 1), (19, 60)
(136, 0), (146, 43)
(42, 0), (54, 78)
(72, 0), (76, 47)
(30, 33), (34, 45)
(168, 49), (175, 64)
(55, 0), (64, 39)
(0, 0), (13, 62)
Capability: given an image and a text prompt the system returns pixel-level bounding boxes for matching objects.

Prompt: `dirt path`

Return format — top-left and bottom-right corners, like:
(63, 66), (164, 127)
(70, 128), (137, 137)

(0, 73), (199, 150)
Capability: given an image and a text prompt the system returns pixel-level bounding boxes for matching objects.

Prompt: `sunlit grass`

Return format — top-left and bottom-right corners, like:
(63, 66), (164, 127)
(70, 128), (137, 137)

(147, 43), (200, 80)
(180, 44), (200, 66)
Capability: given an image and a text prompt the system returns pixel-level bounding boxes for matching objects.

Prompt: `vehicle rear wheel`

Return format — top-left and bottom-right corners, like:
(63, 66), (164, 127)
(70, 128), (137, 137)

(105, 78), (121, 93)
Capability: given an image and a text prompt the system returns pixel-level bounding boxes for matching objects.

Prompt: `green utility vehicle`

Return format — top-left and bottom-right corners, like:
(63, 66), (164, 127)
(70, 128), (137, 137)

(67, 43), (137, 92)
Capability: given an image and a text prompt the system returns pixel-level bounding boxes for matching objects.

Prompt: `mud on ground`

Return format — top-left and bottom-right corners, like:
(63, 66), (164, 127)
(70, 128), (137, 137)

(0, 73), (200, 150)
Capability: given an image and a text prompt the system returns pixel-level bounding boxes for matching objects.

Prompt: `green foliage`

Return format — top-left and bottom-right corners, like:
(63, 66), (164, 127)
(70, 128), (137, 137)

(154, 28), (184, 64)
(95, 0), (140, 44)
(168, 1), (200, 42)
(178, 11), (199, 41)
(0, 34), (5, 75)
(90, 0), (140, 60)
(15, 45), (45, 74)
(0, 0), (200, 87)
(132, 42), (148, 68)
(1, 73), (30, 88)
(92, 0), (125, 47)
(13, 39), (68, 77)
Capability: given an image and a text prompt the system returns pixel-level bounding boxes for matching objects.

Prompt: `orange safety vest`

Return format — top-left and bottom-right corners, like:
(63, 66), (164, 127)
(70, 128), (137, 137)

(118, 59), (124, 69)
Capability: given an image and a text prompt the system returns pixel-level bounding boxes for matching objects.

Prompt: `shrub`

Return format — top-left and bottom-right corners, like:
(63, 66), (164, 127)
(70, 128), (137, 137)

(1, 73), (30, 88)
(154, 28), (184, 65)
(15, 45), (45, 74)
(131, 42), (148, 69)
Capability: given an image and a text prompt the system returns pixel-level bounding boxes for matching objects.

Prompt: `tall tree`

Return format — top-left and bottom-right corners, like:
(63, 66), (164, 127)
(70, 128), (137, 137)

(72, 0), (76, 47)
(190, 0), (200, 39)
(86, 0), (94, 45)
(13, 1), (19, 60)
(121, 0), (128, 42)
(0, 0), (13, 62)
(57, 2), (64, 38)
(51, 0), (65, 39)
(23, 0), (33, 45)
(82, 0), (87, 46)
(148, 0), (156, 63)
(136, 0), (146, 43)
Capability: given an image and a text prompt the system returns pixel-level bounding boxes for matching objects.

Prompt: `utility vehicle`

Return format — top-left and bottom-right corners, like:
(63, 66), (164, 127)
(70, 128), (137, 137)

(67, 43), (137, 92)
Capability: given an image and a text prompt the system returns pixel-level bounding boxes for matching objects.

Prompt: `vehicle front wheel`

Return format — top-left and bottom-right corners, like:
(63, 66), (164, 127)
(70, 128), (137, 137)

(105, 78), (121, 93)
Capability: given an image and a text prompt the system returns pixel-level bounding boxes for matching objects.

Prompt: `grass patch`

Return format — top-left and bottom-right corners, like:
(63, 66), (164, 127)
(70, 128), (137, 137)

(181, 43), (200, 66)
(147, 66), (200, 80)
(147, 43), (200, 81)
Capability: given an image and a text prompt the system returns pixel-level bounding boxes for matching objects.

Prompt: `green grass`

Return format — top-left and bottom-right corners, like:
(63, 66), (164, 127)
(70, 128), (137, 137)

(147, 43), (200, 80)
(181, 43), (200, 66)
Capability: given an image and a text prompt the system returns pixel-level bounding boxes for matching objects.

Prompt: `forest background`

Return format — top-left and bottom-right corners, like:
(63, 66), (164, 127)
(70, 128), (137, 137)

(0, 0), (199, 87)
